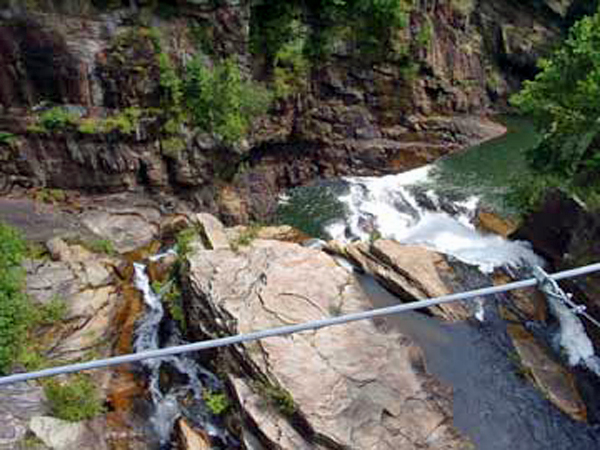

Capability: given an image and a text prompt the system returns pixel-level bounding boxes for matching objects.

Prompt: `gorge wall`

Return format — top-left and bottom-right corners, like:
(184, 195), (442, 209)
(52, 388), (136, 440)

(0, 0), (595, 223)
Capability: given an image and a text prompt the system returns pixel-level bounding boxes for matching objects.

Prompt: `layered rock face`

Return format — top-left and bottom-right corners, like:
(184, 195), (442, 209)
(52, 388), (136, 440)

(0, 0), (592, 222)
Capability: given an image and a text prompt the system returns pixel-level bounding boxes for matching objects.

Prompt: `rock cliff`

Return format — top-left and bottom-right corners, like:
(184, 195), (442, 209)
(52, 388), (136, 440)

(0, 0), (594, 222)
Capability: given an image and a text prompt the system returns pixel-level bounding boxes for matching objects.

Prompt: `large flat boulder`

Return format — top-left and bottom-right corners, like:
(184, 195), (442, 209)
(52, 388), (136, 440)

(185, 239), (469, 449)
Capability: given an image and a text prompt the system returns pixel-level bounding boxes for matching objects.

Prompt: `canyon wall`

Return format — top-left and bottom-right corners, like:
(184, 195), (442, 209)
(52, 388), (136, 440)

(0, 0), (595, 222)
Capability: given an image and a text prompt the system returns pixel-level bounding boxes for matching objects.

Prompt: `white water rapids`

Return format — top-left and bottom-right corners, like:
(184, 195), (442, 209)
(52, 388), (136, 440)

(325, 166), (544, 273)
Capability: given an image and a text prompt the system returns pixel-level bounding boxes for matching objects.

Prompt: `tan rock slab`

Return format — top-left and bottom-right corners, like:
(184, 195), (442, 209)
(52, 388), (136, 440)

(194, 213), (230, 250)
(508, 324), (587, 422)
(176, 419), (211, 450)
(187, 240), (469, 449)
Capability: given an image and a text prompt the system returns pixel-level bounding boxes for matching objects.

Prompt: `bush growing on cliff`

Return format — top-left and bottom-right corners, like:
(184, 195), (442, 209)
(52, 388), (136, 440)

(510, 6), (600, 208)
(183, 57), (272, 144)
(37, 107), (79, 132)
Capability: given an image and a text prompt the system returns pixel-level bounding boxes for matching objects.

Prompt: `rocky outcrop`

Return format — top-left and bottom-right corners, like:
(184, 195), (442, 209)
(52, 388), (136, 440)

(0, 382), (46, 449)
(325, 236), (591, 421)
(24, 238), (120, 362)
(326, 239), (472, 321)
(29, 416), (107, 450)
(184, 237), (470, 449)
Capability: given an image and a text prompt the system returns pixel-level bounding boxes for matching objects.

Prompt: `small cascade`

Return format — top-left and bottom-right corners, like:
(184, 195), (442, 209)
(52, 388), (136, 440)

(132, 261), (236, 448)
(544, 290), (600, 376)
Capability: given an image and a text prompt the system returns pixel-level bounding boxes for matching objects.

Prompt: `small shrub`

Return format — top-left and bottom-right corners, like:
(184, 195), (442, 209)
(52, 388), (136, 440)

(184, 57), (272, 144)
(176, 228), (197, 257)
(230, 224), (261, 251)
(451, 0), (476, 16)
(273, 32), (309, 99)
(33, 188), (67, 205)
(328, 303), (343, 317)
(77, 118), (103, 134)
(88, 239), (117, 256)
(203, 390), (230, 415)
(161, 136), (186, 158)
(26, 242), (49, 260)
(505, 174), (566, 215)
(256, 381), (296, 416)
(18, 345), (48, 371)
(44, 375), (106, 422)
(415, 16), (433, 47)
(38, 107), (79, 131)
(33, 296), (68, 326)
(0, 131), (16, 145)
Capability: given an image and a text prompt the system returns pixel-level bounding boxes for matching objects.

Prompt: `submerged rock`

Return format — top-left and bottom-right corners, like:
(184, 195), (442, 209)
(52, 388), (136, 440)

(184, 238), (470, 449)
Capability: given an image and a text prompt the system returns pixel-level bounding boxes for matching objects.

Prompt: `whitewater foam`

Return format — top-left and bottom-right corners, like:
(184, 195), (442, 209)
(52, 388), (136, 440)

(326, 167), (543, 273)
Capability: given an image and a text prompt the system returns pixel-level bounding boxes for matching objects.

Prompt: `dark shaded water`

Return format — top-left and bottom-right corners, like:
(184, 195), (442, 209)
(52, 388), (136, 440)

(357, 274), (600, 450)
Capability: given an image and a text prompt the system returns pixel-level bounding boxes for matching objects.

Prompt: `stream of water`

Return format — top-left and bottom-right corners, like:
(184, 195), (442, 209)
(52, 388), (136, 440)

(132, 261), (237, 449)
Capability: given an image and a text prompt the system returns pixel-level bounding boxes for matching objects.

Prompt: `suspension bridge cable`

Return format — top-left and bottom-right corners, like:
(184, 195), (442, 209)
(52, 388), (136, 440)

(0, 262), (600, 386)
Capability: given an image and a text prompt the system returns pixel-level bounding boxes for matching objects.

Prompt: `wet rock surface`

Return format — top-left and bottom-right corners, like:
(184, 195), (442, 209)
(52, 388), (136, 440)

(184, 238), (470, 449)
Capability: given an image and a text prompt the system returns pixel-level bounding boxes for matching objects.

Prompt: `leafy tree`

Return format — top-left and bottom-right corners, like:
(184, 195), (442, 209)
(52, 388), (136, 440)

(511, 7), (600, 199)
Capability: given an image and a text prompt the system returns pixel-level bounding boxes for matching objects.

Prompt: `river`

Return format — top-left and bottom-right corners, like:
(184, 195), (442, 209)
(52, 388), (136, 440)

(277, 117), (600, 449)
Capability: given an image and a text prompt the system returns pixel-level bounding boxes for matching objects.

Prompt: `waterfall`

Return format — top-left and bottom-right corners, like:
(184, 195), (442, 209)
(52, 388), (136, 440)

(132, 261), (234, 448)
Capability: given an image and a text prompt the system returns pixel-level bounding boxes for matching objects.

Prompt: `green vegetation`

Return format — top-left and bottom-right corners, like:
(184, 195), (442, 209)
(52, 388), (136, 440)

(510, 7), (600, 210)
(0, 224), (71, 373)
(152, 278), (186, 331)
(37, 107), (79, 131)
(87, 239), (117, 256)
(77, 108), (143, 135)
(451, 0), (476, 16)
(176, 227), (197, 257)
(251, 0), (412, 64)
(44, 374), (106, 422)
(416, 15), (434, 48)
(32, 296), (68, 326)
(273, 31), (310, 99)
(203, 390), (230, 415)
(152, 26), (271, 145)
(0, 223), (29, 373)
(19, 434), (45, 448)
(230, 224), (261, 251)
(183, 57), (272, 144)
(32, 188), (67, 205)
(18, 344), (49, 371)
(0, 131), (16, 146)
(255, 381), (296, 416)
(29, 106), (143, 136)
